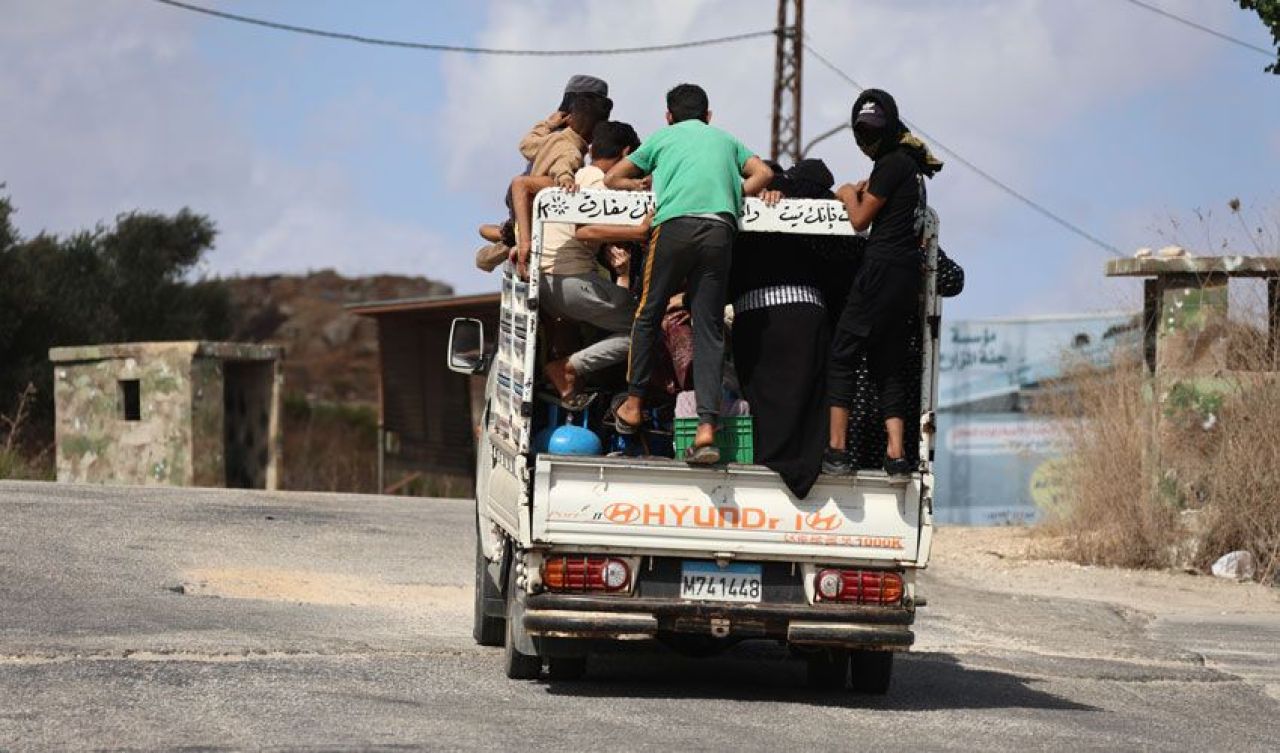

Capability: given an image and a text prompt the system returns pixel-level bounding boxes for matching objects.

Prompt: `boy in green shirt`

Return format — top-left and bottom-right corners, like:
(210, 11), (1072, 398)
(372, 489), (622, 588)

(604, 84), (774, 463)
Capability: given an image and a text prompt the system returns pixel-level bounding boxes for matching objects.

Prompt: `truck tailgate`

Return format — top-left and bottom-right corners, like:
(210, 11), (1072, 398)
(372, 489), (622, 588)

(532, 456), (927, 565)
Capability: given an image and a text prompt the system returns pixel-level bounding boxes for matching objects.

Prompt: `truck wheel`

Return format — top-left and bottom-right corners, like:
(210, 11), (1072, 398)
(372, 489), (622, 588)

(503, 557), (542, 680)
(849, 650), (893, 694)
(472, 525), (505, 647)
(547, 656), (587, 681)
(805, 648), (849, 690)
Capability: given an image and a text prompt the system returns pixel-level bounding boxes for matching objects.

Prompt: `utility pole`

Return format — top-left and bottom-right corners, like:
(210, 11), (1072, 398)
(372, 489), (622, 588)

(770, 0), (804, 165)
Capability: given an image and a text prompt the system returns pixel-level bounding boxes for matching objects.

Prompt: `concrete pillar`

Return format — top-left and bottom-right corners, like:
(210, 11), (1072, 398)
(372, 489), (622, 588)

(1107, 257), (1280, 509)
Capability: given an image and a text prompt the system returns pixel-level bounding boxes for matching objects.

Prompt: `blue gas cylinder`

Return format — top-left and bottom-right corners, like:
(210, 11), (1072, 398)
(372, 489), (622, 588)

(548, 424), (602, 456)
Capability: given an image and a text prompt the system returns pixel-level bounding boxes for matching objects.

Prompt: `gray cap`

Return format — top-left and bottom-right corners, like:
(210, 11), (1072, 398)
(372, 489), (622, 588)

(564, 74), (608, 97)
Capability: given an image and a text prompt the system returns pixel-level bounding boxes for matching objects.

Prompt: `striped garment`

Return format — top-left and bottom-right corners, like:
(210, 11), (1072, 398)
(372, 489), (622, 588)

(733, 285), (824, 314)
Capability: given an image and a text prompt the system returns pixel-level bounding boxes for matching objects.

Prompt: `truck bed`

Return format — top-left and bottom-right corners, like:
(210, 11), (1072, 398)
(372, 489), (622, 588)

(531, 455), (932, 566)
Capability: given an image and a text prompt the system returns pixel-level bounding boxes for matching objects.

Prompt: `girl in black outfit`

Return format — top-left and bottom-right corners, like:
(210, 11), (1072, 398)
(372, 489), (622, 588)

(730, 160), (860, 498)
(825, 89), (944, 477)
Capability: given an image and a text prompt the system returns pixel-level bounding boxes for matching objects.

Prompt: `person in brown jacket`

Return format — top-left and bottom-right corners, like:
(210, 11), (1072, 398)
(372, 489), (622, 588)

(475, 75), (612, 271)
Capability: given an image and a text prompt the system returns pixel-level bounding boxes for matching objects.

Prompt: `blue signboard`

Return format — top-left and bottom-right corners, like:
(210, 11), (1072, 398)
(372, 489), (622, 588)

(933, 313), (1139, 525)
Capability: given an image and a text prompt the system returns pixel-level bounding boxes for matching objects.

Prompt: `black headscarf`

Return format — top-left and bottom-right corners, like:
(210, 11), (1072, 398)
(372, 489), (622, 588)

(850, 89), (943, 178)
(784, 159), (836, 199)
(766, 158), (836, 199)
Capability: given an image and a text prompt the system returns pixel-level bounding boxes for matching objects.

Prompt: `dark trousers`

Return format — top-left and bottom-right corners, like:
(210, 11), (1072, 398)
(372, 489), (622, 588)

(828, 257), (920, 420)
(627, 216), (735, 424)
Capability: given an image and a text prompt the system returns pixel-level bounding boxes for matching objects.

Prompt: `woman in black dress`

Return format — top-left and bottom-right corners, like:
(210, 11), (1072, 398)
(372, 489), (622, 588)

(730, 160), (860, 498)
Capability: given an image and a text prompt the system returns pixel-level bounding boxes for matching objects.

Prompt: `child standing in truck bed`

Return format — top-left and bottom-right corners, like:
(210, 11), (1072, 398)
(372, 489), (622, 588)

(604, 83), (774, 464)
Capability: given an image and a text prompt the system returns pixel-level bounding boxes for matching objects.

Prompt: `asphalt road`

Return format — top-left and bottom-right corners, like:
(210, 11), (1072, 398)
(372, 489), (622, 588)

(2, 480), (1278, 752)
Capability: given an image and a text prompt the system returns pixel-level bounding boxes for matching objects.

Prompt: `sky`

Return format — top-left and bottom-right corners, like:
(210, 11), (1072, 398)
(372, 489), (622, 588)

(2, 0), (1277, 319)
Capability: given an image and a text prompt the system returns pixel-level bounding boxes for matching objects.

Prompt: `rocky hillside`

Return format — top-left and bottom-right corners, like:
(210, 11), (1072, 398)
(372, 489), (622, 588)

(223, 270), (451, 403)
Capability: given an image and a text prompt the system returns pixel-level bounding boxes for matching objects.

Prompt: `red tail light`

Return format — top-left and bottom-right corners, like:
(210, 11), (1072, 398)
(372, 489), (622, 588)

(814, 568), (903, 605)
(543, 556), (631, 593)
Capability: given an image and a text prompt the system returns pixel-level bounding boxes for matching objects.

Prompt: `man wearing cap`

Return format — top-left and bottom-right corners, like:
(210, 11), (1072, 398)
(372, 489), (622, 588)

(475, 75), (613, 272)
(518, 74), (613, 172)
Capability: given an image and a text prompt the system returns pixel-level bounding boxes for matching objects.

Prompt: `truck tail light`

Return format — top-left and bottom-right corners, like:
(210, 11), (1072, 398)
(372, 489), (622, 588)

(814, 568), (903, 605)
(816, 569), (844, 600)
(542, 556), (631, 593)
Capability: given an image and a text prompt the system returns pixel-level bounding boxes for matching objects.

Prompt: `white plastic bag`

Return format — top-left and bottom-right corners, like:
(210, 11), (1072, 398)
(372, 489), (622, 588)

(1210, 550), (1256, 581)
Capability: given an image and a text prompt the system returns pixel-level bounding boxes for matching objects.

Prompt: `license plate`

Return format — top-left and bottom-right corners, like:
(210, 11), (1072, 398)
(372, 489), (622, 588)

(679, 562), (762, 603)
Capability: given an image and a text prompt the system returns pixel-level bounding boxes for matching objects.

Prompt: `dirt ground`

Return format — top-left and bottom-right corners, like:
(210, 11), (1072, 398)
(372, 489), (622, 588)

(178, 526), (1280, 622)
(932, 526), (1280, 617)
(183, 526), (1280, 622)
(181, 567), (472, 614)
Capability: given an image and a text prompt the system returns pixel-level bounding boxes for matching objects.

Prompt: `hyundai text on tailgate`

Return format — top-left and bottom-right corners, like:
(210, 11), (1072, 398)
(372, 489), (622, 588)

(447, 188), (943, 693)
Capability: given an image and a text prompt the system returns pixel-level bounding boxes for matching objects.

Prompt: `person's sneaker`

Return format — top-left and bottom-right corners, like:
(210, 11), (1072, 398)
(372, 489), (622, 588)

(821, 448), (853, 476)
(883, 455), (913, 477)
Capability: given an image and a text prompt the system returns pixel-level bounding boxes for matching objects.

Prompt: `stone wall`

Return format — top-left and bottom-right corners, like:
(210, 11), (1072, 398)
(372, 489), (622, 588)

(52, 343), (199, 486)
(190, 354), (226, 487)
(50, 342), (283, 489)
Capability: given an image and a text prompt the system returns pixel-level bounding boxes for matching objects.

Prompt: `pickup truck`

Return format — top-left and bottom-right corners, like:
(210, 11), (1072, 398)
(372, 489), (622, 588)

(447, 188), (942, 693)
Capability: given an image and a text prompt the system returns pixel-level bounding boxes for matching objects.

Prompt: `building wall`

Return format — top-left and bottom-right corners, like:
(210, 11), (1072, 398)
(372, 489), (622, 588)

(53, 345), (198, 486)
(190, 355), (226, 487)
(379, 314), (477, 493)
(51, 342), (283, 489)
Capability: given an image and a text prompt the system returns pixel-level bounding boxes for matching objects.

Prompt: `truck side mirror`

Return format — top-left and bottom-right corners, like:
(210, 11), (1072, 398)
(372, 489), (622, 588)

(447, 318), (488, 375)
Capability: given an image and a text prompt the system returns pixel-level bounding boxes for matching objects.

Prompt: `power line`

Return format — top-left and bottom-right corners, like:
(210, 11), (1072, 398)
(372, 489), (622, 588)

(1118, 0), (1273, 57)
(154, 0), (1126, 257)
(149, 0), (779, 56)
(802, 41), (1125, 258)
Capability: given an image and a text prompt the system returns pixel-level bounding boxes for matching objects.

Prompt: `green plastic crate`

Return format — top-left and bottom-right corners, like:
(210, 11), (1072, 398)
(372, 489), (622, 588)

(673, 416), (755, 464)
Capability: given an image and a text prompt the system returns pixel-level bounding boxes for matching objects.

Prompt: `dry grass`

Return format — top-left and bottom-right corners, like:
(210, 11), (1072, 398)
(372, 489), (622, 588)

(0, 384), (53, 481)
(1039, 290), (1280, 584)
(1037, 354), (1184, 569)
(1192, 315), (1280, 584)
(279, 397), (469, 497)
(281, 395), (378, 494)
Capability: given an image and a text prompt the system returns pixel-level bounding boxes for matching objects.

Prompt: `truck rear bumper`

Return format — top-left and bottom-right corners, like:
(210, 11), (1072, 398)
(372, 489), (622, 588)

(523, 609), (659, 639)
(786, 622), (914, 649)
(523, 593), (914, 648)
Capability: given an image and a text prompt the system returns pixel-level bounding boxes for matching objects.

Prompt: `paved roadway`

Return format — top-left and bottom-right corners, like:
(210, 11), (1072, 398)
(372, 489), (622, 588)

(2, 481), (1279, 752)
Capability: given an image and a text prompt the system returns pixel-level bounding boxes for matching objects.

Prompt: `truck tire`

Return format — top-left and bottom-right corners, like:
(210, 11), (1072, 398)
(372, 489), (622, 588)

(805, 648), (849, 690)
(472, 525), (505, 647)
(547, 656), (587, 681)
(849, 650), (893, 694)
(503, 556), (542, 680)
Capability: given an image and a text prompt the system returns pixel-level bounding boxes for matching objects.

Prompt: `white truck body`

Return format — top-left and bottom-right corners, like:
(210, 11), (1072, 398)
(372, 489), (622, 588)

(532, 455), (927, 564)
(454, 188), (942, 689)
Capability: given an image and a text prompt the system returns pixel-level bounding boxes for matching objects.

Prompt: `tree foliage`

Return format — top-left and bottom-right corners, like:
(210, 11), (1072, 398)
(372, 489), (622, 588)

(0, 188), (232, 437)
(1238, 0), (1280, 74)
